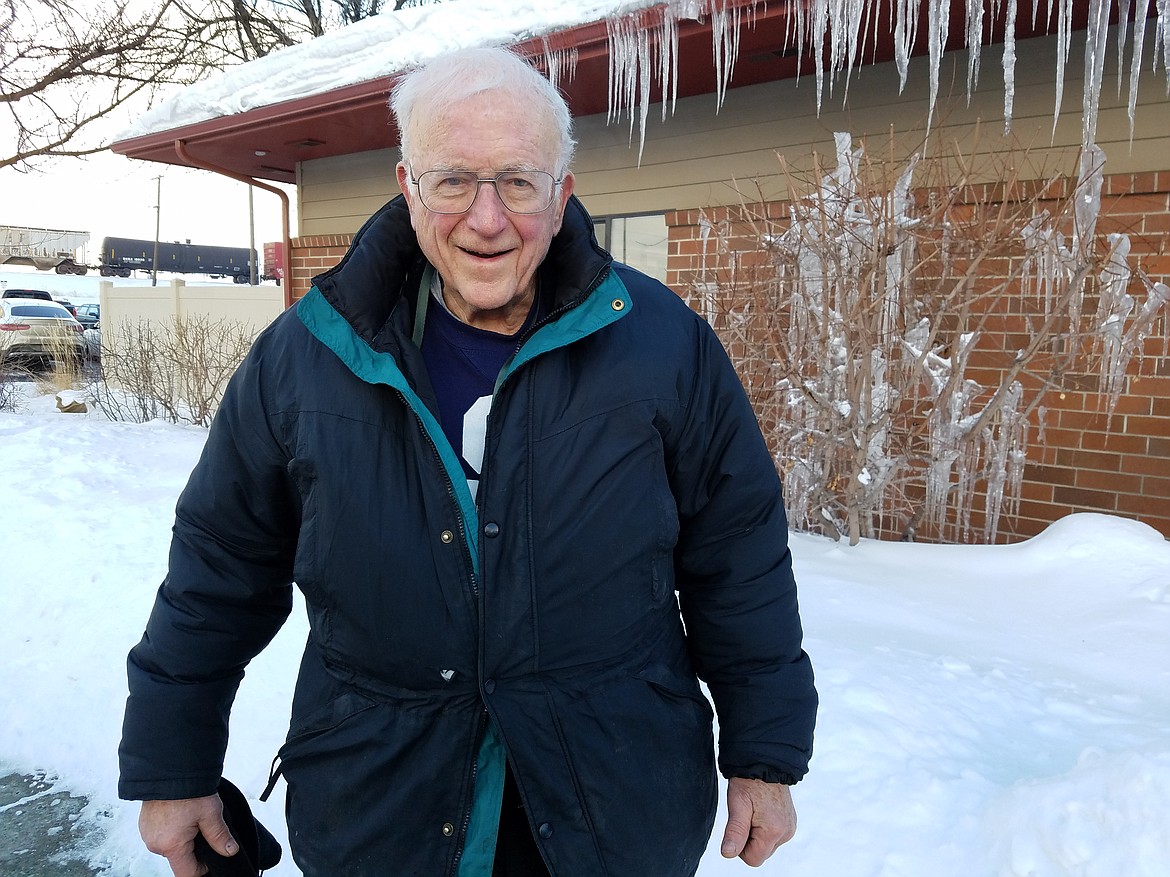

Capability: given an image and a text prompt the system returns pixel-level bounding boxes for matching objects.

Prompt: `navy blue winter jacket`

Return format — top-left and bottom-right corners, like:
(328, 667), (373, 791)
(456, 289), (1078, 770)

(120, 195), (816, 876)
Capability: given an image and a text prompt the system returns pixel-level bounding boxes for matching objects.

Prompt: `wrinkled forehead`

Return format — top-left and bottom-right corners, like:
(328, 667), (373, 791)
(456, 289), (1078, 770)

(406, 88), (561, 170)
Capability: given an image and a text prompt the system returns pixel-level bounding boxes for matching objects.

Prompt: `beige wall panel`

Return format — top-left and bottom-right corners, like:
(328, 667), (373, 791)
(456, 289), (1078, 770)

(298, 150), (399, 236)
(311, 149), (398, 183)
(301, 175), (397, 204)
(301, 194), (396, 224)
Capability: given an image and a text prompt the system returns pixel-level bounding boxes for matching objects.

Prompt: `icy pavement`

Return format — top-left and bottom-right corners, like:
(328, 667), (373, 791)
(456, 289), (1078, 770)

(0, 772), (104, 876)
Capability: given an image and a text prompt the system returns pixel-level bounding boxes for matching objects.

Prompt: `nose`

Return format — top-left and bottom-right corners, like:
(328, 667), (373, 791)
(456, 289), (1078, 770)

(463, 179), (509, 234)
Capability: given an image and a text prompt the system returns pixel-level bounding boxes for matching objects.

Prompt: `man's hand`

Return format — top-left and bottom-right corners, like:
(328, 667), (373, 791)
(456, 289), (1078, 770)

(720, 777), (797, 866)
(139, 795), (238, 877)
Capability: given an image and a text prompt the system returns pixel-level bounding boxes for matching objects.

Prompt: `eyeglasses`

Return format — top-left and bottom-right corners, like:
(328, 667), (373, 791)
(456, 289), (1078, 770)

(410, 169), (562, 215)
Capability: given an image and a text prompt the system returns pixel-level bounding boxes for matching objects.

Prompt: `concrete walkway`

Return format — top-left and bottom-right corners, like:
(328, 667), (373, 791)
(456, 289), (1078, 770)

(0, 772), (104, 876)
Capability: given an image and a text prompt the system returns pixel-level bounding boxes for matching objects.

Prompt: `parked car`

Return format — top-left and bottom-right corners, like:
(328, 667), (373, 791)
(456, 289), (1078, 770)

(0, 298), (86, 367)
(54, 298), (78, 317)
(82, 325), (101, 362)
(2, 289), (53, 301)
(73, 303), (100, 329)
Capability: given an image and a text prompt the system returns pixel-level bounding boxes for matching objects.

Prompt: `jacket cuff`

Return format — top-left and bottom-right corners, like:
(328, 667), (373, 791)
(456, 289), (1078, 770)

(723, 764), (799, 785)
(118, 774), (222, 801)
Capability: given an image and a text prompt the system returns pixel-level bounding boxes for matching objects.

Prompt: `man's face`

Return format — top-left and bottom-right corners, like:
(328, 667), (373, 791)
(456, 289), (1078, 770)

(396, 89), (575, 334)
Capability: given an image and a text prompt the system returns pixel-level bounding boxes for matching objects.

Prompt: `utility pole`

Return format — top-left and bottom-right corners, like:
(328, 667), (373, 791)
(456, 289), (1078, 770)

(151, 175), (162, 287)
(248, 184), (257, 285)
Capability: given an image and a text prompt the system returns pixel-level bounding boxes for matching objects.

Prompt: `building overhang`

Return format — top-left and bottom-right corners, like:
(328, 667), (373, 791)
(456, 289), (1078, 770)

(110, 0), (1102, 184)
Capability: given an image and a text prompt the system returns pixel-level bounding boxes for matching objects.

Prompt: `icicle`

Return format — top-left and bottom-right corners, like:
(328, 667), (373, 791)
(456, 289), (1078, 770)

(1157, 0), (1170, 77)
(791, 0), (810, 85)
(606, 16), (630, 126)
(712, 2), (727, 109)
(811, 0), (830, 113)
(697, 209), (713, 284)
(604, 2), (734, 163)
(1116, 0), (1133, 99)
(637, 24), (651, 157)
(832, 131), (859, 200)
(1002, 0), (1018, 132)
(893, 0), (922, 93)
(711, 1), (745, 111)
(1128, 0), (1154, 142)
(836, 0), (868, 107)
(604, 12), (652, 162)
(659, 5), (681, 120)
(1096, 233), (1134, 404)
(1081, 0), (1110, 150)
(1051, 0), (1073, 140)
(982, 380), (1023, 542)
(926, 0), (952, 136)
(540, 40), (578, 92)
(1073, 144), (1105, 256)
(965, 0), (985, 103)
(1102, 270), (1170, 413)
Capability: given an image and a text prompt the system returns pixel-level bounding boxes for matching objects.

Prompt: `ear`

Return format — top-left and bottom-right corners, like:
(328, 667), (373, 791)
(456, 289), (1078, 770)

(396, 162), (420, 230)
(396, 162), (412, 203)
(551, 172), (575, 234)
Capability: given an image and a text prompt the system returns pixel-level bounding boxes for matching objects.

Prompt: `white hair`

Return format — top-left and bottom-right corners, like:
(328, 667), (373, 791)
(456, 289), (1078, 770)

(390, 46), (576, 177)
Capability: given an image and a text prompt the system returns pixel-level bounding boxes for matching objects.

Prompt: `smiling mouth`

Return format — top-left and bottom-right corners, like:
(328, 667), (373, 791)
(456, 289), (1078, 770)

(461, 246), (513, 259)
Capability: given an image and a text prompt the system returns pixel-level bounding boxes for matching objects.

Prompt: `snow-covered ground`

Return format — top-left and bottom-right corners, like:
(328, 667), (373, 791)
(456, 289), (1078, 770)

(1, 382), (1167, 876)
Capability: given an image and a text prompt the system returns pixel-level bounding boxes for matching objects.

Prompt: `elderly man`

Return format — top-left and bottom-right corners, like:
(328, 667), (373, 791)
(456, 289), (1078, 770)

(120, 47), (816, 877)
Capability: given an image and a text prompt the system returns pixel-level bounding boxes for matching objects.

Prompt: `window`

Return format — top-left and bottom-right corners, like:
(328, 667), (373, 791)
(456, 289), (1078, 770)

(9, 304), (71, 318)
(592, 213), (668, 284)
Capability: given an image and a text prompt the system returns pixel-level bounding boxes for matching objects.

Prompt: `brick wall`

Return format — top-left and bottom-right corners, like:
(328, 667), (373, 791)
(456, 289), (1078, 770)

(288, 234), (353, 302)
(667, 174), (1170, 543)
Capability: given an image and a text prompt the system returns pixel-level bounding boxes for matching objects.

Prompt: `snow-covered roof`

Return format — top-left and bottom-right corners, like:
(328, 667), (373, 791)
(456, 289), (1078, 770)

(121, 0), (673, 141)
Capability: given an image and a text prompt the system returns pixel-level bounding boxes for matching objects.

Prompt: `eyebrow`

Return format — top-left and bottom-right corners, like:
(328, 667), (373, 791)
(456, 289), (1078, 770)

(422, 164), (545, 174)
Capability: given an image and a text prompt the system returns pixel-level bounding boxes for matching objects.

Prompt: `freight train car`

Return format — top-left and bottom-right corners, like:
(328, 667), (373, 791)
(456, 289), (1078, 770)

(99, 237), (258, 283)
(262, 241), (284, 284)
(1, 225), (89, 274)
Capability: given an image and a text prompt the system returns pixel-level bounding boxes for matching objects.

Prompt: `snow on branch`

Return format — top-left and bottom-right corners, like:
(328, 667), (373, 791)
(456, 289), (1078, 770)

(685, 132), (1170, 545)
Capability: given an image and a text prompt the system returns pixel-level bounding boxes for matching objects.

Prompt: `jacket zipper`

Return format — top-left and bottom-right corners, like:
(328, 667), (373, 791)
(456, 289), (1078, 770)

(512, 262), (612, 351)
(399, 393), (485, 877)
(448, 709), (490, 876)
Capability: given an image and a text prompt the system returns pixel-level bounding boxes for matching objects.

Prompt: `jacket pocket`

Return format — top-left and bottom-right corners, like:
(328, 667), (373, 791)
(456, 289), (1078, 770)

(635, 660), (715, 723)
(262, 689), (376, 800)
(547, 664), (717, 876)
(265, 686), (476, 877)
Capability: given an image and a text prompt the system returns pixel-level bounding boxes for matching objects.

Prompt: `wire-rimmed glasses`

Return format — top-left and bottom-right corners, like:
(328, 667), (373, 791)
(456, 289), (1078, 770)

(410, 170), (562, 215)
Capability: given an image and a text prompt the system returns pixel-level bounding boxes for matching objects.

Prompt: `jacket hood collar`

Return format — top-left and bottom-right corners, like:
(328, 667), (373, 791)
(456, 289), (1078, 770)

(311, 195), (612, 346)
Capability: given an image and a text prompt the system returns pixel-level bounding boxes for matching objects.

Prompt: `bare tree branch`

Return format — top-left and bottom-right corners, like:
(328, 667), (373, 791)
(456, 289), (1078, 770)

(183, 0), (419, 62)
(1, 0), (216, 170)
(1, 0), (441, 169)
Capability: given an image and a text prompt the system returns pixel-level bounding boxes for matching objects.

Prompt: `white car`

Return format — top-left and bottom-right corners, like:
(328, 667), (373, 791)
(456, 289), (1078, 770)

(0, 297), (87, 367)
